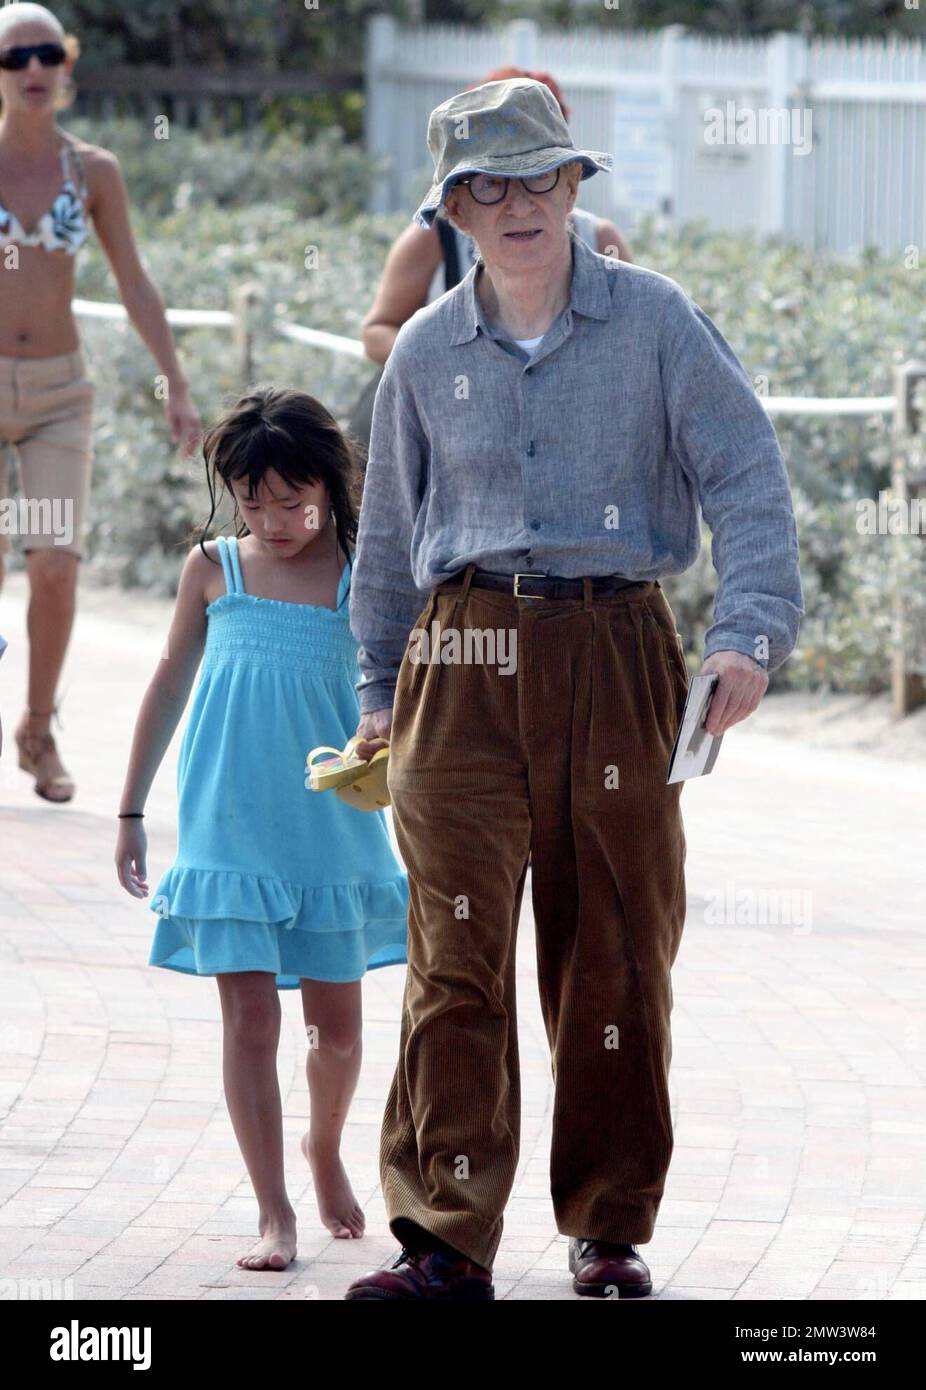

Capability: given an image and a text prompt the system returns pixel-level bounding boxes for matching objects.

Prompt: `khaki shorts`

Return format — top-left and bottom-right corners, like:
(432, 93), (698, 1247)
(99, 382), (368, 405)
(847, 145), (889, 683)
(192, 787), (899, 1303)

(0, 347), (96, 560)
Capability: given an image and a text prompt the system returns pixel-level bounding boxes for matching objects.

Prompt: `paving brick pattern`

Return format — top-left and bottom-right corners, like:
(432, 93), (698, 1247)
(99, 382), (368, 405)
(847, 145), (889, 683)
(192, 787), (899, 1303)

(1, 572), (924, 1300)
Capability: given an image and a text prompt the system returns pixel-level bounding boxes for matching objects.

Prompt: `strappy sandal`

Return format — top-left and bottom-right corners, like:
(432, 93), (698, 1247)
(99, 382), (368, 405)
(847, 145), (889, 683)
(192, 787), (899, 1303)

(15, 706), (75, 803)
(306, 735), (390, 812)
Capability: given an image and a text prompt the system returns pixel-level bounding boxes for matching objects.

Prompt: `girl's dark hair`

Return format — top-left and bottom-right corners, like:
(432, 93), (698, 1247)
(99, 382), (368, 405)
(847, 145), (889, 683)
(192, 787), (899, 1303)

(191, 386), (364, 561)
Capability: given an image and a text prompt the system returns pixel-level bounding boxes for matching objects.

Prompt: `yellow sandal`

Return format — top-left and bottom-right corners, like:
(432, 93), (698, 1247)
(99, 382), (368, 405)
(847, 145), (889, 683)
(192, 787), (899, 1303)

(305, 735), (391, 812)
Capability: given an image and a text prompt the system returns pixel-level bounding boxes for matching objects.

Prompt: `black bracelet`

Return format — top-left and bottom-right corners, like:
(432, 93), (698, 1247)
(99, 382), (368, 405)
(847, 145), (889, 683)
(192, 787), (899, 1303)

(118, 812), (145, 819)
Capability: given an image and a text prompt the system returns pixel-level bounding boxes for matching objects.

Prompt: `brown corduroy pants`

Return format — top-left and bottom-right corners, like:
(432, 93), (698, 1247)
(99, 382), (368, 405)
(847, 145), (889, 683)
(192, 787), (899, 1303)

(380, 564), (690, 1271)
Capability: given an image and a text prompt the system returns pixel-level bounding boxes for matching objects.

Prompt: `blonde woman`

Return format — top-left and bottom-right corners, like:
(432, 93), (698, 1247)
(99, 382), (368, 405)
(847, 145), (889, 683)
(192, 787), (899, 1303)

(0, 2), (201, 802)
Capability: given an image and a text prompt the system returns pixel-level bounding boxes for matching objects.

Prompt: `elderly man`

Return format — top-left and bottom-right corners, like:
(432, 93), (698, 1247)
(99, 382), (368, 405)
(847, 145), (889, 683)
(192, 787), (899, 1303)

(345, 78), (803, 1301)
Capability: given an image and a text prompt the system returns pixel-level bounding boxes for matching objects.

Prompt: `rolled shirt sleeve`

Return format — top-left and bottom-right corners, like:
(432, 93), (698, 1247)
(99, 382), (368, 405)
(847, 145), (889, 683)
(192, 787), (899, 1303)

(658, 285), (804, 672)
(349, 341), (432, 714)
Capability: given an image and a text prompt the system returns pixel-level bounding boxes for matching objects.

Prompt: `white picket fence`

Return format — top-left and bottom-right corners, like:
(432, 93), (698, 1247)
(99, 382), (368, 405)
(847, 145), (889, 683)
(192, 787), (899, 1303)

(365, 15), (926, 256)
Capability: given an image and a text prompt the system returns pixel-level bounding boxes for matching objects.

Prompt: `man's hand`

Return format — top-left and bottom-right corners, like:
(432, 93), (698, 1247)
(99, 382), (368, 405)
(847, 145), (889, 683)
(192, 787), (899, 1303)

(353, 706), (393, 760)
(699, 650), (769, 735)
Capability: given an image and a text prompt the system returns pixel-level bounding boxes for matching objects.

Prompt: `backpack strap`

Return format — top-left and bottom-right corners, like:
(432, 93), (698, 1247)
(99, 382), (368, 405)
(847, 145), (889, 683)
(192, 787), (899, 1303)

(570, 206), (599, 252)
(437, 216), (462, 292)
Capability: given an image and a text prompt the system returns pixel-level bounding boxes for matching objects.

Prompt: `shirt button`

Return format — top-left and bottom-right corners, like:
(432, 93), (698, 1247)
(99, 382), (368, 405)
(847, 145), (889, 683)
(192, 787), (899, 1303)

(530, 520), (541, 531)
(526, 441), (535, 457)
(525, 366), (533, 375)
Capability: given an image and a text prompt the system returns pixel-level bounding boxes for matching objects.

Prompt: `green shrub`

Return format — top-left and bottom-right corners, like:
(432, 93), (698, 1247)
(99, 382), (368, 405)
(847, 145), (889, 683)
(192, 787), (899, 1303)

(67, 117), (384, 220)
(635, 217), (926, 691)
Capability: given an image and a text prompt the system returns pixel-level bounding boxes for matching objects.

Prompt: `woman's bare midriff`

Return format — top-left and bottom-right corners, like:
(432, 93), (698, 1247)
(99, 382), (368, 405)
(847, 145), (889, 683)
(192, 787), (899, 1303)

(0, 250), (81, 357)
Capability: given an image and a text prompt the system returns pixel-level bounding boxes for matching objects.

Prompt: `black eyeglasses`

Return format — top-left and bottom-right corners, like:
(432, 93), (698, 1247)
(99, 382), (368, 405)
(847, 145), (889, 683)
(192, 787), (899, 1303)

(456, 168), (561, 206)
(0, 42), (67, 71)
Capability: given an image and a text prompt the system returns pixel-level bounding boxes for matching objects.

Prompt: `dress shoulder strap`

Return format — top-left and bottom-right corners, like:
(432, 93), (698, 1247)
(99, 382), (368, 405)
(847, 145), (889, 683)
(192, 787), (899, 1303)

(215, 535), (246, 594)
(215, 536), (236, 594)
(228, 536), (247, 593)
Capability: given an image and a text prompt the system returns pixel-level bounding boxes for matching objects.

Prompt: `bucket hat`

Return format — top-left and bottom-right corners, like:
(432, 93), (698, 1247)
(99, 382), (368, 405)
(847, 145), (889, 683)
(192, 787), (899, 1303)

(413, 77), (612, 230)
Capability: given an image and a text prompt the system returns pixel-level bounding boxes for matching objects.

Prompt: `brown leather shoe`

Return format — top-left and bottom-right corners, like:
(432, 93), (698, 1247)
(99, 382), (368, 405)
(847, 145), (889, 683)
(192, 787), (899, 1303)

(568, 1238), (653, 1298)
(345, 1245), (494, 1301)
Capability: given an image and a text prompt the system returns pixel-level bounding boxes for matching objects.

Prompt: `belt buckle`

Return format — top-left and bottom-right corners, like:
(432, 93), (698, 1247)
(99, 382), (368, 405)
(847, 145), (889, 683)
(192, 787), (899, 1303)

(513, 572), (546, 600)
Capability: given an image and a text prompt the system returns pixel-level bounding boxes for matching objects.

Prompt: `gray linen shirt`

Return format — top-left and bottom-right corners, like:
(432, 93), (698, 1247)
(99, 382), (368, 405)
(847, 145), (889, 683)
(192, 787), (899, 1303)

(350, 226), (803, 714)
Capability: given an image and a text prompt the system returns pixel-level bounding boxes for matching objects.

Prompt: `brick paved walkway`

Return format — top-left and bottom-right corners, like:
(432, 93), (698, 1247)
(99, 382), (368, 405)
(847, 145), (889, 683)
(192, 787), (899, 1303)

(1, 572), (924, 1300)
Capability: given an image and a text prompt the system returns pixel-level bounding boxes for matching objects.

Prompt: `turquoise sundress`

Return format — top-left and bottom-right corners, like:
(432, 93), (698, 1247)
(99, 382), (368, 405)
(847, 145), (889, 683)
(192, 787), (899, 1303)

(148, 534), (409, 988)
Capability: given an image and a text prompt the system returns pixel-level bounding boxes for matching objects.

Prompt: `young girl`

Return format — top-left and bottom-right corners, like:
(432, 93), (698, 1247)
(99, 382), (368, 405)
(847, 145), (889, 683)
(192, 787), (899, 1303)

(115, 387), (408, 1272)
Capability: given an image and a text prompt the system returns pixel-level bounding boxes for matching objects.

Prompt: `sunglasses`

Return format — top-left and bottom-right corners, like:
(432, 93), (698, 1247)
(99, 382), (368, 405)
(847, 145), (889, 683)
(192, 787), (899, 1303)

(0, 42), (67, 72)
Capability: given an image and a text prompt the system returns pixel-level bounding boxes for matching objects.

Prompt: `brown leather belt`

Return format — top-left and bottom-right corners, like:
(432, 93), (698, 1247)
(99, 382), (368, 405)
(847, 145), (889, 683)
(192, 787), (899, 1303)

(454, 569), (650, 601)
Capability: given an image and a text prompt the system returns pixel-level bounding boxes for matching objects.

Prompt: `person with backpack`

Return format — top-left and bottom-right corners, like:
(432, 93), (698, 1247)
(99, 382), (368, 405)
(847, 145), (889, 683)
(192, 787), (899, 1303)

(348, 66), (631, 456)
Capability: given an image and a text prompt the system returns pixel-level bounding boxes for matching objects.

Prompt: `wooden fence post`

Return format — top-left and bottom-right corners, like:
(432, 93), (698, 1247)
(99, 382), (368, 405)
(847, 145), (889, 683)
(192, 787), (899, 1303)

(891, 359), (926, 718)
(231, 282), (262, 388)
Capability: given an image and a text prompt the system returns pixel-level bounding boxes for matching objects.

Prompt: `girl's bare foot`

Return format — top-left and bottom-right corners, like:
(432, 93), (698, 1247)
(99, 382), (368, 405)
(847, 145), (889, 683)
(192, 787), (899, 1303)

(237, 1209), (298, 1270)
(301, 1133), (365, 1239)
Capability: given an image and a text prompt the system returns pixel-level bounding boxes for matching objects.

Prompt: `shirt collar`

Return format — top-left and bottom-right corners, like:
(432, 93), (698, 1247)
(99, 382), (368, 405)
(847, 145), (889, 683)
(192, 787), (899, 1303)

(449, 224), (613, 347)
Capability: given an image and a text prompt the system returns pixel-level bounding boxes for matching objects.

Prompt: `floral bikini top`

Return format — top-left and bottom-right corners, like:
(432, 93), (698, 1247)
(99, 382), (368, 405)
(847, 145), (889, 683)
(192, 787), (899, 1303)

(0, 136), (89, 256)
